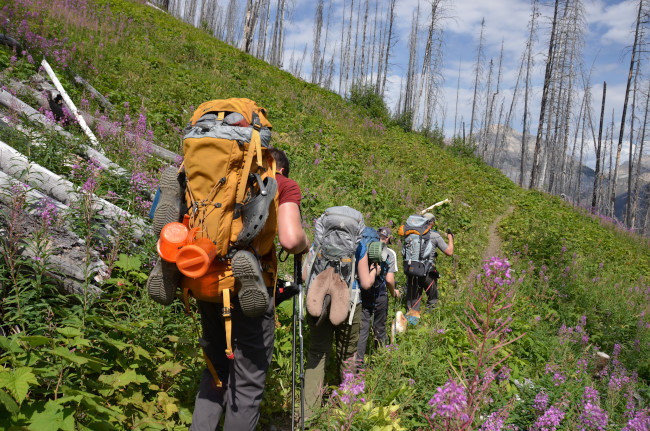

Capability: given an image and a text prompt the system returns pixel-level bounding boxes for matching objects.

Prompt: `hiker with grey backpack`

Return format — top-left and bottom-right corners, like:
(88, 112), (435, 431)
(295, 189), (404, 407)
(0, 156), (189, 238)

(399, 213), (454, 315)
(356, 226), (400, 369)
(301, 206), (377, 423)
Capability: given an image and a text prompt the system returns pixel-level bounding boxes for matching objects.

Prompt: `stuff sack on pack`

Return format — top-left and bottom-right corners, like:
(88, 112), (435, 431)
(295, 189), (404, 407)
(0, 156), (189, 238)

(304, 206), (365, 326)
(356, 226), (389, 301)
(398, 214), (433, 277)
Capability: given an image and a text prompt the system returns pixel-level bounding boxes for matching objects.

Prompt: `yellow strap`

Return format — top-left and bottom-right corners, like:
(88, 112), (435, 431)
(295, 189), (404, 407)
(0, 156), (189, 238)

(183, 288), (223, 387)
(223, 288), (234, 359)
(177, 160), (185, 175)
(236, 136), (256, 203)
(253, 128), (263, 168)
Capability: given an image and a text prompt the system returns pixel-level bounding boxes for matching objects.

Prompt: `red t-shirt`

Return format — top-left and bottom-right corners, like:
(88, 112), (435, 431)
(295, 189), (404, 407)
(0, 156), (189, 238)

(276, 173), (301, 206)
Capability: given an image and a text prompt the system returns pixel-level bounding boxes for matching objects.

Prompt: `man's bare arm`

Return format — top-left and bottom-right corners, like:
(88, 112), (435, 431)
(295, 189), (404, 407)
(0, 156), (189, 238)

(277, 202), (309, 254)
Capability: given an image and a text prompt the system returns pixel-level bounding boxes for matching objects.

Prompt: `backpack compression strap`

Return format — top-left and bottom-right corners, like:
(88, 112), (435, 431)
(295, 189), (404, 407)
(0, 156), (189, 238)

(236, 126), (264, 203)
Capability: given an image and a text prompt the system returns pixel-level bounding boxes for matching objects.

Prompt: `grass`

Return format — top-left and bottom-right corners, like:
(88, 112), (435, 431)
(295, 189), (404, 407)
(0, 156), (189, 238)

(0, 0), (649, 429)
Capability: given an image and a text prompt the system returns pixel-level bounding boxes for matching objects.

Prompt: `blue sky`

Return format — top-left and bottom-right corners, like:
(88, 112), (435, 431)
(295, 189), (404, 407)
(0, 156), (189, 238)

(280, 0), (642, 167)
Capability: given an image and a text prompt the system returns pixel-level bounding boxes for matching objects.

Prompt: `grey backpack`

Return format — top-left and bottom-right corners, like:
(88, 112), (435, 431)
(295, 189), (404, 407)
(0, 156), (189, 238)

(400, 215), (434, 277)
(305, 206), (365, 291)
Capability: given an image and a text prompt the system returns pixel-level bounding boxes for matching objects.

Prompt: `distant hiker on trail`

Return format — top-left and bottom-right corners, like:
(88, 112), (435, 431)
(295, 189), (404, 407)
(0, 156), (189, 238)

(302, 206), (376, 422)
(190, 147), (309, 431)
(399, 213), (454, 314)
(357, 226), (400, 368)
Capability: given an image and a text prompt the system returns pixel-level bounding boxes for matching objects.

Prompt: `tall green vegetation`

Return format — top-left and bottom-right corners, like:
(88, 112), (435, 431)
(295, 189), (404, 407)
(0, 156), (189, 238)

(0, 0), (649, 429)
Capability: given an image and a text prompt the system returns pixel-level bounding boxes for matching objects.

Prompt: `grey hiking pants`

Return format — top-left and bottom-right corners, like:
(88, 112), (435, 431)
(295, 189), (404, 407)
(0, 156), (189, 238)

(190, 293), (275, 431)
(357, 293), (389, 365)
(303, 305), (361, 422)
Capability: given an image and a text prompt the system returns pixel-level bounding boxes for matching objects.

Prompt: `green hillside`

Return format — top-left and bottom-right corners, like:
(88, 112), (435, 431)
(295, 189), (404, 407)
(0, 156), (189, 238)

(0, 0), (649, 429)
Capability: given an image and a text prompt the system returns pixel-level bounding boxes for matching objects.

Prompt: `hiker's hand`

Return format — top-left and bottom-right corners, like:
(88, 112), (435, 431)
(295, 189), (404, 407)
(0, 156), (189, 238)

(393, 289), (401, 299)
(447, 228), (453, 238)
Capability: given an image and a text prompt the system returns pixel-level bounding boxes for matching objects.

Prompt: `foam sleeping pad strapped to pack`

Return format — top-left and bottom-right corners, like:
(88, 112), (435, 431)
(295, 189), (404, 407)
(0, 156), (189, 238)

(305, 206), (365, 326)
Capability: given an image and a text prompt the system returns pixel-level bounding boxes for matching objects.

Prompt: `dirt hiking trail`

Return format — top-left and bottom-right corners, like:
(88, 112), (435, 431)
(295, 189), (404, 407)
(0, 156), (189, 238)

(481, 205), (515, 262)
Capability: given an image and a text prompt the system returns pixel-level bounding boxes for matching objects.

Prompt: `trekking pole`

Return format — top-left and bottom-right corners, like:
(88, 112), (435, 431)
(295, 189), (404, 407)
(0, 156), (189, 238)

(291, 275), (297, 431)
(294, 253), (305, 431)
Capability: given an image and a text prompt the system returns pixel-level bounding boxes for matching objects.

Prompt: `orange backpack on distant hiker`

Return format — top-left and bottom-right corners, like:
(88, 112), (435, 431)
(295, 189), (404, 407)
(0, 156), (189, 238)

(148, 98), (279, 385)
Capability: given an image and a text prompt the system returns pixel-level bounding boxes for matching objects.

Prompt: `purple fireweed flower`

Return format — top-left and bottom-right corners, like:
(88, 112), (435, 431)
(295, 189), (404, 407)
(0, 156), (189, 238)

(622, 409), (650, 431)
(533, 391), (549, 412)
(429, 379), (469, 423)
(577, 358), (589, 375)
(552, 372), (565, 386)
(332, 371), (365, 406)
(532, 405), (565, 431)
(37, 198), (58, 227)
(497, 366), (510, 382)
(580, 402), (608, 430)
(480, 411), (506, 431)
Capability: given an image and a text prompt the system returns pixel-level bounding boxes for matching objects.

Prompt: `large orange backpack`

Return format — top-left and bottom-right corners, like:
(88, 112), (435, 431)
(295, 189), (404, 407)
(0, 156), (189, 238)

(179, 98), (279, 381)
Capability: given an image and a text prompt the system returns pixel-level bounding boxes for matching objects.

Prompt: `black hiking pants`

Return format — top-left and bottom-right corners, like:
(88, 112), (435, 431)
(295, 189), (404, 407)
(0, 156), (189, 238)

(357, 293), (389, 366)
(406, 271), (438, 312)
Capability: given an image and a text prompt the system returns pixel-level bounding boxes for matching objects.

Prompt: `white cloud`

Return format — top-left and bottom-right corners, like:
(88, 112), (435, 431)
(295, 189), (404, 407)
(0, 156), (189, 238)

(586, 0), (638, 46)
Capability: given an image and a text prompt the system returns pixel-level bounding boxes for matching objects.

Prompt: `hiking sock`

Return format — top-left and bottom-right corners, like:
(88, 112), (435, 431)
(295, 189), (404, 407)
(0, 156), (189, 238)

(153, 166), (183, 237)
(147, 257), (181, 305)
(232, 250), (269, 318)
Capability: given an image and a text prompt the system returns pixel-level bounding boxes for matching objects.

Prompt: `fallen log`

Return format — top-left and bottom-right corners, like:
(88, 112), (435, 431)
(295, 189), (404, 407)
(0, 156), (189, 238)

(40, 59), (100, 148)
(0, 33), (22, 52)
(0, 89), (128, 176)
(8, 78), (180, 164)
(0, 174), (107, 296)
(72, 74), (114, 113)
(0, 139), (150, 239)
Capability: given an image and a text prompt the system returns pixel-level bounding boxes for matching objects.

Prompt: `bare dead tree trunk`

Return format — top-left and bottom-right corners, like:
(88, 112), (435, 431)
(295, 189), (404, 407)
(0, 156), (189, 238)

(613, 0), (643, 222)
(344, 0), (355, 95)
(454, 57), (461, 137)
(608, 109), (616, 217)
(257, 0), (271, 59)
(360, 0), (369, 83)
(591, 82), (606, 212)
(225, 0), (238, 45)
(490, 101), (505, 166)
(530, 0), (560, 189)
(370, 0), (379, 86)
(338, 0), (347, 95)
(626, 30), (643, 226)
(630, 82), (650, 230)
(469, 18), (485, 142)
(380, 0), (396, 98)
(568, 92), (586, 202)
(404, 6), (420, 126)
(480, 58), (494, 157)
(318, 0), (333, 85)
(485, 40), (503, 161)
(577, 100), (587, 206)
(520, 0), (538, 188)
(351, 0), (361, 87)
(312, 0), (324, 84)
